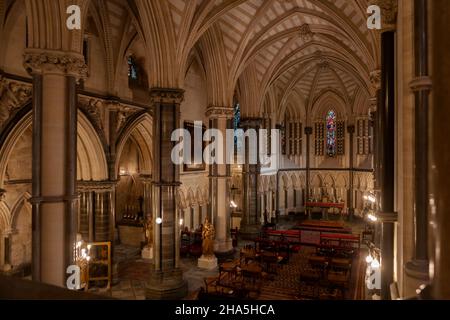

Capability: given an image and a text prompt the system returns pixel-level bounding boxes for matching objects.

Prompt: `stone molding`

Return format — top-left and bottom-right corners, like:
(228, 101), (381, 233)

(23, 49), (88, 78)
(0, 76), (32, 131)
(205, 106), (234, 119)
(371, 0), (398, 31)
(240, 117), (263, 128)
(370, 70), (382, 91)
(77, 180), (117, 193)
(149, 88), (184, 105)
(409, 76), (433, 92)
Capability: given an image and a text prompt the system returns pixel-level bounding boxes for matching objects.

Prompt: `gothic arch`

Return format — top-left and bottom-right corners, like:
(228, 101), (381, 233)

(77, 112), (109, 181)
(0, 110), (110, 187)
(10, 191), (32, 231)
(311, 90), (348, 121)
(115, 112), (153, 177)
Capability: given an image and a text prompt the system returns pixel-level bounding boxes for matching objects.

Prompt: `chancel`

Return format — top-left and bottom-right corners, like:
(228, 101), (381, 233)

(0, 0), (449, 301)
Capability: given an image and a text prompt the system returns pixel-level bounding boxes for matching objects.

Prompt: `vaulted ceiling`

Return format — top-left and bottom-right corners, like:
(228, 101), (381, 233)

(3, 0), (380, 121)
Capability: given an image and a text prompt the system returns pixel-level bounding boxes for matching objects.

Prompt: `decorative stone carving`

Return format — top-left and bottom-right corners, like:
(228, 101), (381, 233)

(205, 106), (234, 119)
(299, 23), (314, 42)
(149, 88), (184, 105)
(372, 0), (398, 28)
(240, 117), (263, 129)
(116, 106), (138, 134)
(78, 97), (105, 132)
(77, 180), (116, 193)
(370, 70), (382, 91)
(23, 50), (88, 78)
(317, 60), (330, 70)
(0, 76), (32, 131)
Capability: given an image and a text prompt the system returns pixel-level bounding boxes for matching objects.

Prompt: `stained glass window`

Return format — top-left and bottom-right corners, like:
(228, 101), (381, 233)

(326, 110), (337, 157)
(234, 103), (241, 131)
(128, 56), (138, 81)
(234, 103), (241, 150)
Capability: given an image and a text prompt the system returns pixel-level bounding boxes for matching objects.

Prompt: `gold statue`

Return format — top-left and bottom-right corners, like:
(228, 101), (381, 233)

(202, 218), (215, 257)
(144, 217), (153, 247)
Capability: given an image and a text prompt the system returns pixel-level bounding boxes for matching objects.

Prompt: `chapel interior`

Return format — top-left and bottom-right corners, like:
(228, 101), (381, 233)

(0, 0), (449, 301)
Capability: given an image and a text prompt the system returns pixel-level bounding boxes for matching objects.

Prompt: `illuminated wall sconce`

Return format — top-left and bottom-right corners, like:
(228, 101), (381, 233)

(367, 213), (378, 222)
(156, 217), (163, 225)
(179, 219), (184, 226)
(230, 200), (238, 209)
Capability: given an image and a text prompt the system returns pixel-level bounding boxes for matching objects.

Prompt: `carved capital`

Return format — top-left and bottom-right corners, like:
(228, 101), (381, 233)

(77, 180), (116, 193)
(370, 70), (382, 91)
(372, 0), (398, 31)
(149, 88), (184, 105)
(205, 106), (234, 119)
(23, 49), (88, 78)
(0, 77), (32, 131)
(409, 76), (433, 92)
(240, 117), (263, 129)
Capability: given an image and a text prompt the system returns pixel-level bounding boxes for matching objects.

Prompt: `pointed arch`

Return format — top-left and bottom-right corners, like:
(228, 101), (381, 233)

(115, 112), (153, 178)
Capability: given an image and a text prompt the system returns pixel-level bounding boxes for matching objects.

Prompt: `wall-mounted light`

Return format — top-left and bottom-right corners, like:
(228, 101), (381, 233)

(371, 259), (380, 269)
(156, 217), (163, 225)
(367, 213), (378, 222)
(364, 194), (377, 204)
(230, 200), (238, 209)
(179, 219), (184, 226)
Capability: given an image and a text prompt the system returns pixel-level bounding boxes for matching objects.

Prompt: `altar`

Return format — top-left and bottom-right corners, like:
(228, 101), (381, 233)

(305, 202), (346, 220)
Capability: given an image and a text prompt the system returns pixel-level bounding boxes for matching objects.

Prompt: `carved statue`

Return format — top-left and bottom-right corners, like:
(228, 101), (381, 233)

(144, 217), (153, 247)
(202, 218), (215, 257)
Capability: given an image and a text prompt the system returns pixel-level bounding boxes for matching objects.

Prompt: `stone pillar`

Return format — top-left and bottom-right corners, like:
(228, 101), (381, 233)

(24, 50), (87, 287)
(146, 88), (187, 300)
(94, 191), (110, 242)
(305, 127), (313, 202)
(347, 125), (355, 219)
(240, 118), (262, 239)
(378, 29), (397, 300)
(405, 0), (431, 286)
(141, 175), (153, 219)
(78, 192), (90, 241)
(206, 106), (233, 255)
(429, 0), (450, 300)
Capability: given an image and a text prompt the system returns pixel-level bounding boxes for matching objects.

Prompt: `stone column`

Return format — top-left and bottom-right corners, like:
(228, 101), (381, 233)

(378, 29), (397, 300)
(24, 50), (87, 287)
(347, 125), (355, 220)
(141, 176), (153, 219)
(146, 88), (187, 300)
(78, 192), (90, 241)
(405, 0), (431, 286)
(206, 106), (233, 255)
(305, 127), (313, 202)
(429, 0), (450, 300)
(240, 118), (262, 239)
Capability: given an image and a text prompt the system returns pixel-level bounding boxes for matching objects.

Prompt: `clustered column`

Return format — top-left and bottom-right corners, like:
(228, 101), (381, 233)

(429, 0), (450, 300)
(347, 125), (355, 220)
(240, 118), (262, 239)
(377, 24), (397, 300)
(146, 88), (187, 300)
(304, 127), (313, 203)
(405, 0), (431, 286)
(206, 107), (234, 255)
(24, 50), (87, 287)
(78, 183), (115, 244)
